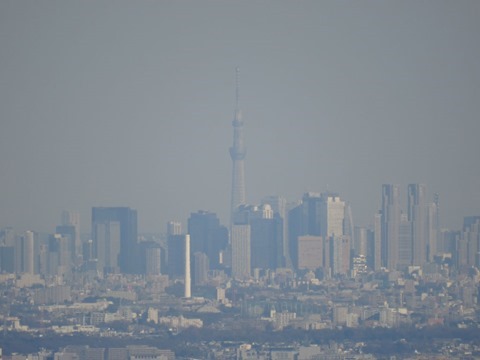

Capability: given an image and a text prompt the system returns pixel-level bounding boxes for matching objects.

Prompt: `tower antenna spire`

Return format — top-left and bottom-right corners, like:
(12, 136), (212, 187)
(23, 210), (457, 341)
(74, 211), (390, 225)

(235, 67), (240, 110)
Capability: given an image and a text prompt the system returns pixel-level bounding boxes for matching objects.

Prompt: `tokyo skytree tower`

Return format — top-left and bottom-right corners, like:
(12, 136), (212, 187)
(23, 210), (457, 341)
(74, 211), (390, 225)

(229, 68), (246, 225)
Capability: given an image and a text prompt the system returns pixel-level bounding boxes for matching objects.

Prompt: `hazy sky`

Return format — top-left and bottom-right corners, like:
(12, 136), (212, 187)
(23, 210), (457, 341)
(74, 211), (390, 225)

(0, 1), (479, 233)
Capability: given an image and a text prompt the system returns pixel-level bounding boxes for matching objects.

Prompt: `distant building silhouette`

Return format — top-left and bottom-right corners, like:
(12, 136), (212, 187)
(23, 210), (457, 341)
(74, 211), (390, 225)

(408, 184), (427, 266)
(288, 192), (350, 275)
(297, 235), (324, 271)
(187, 210), (228, 270)
(193, 251), (209, 286)
(91, 207), (138, 274)
(459, 216), (480, 270)
(14, 230), (34, 275)
(232, 204), (283, 273)
(381, 184), (401, 270)
(61, 210), (81, 258)
(397, 213), (412, 270)
(262, 195), (291, 268)
(167, 234), (186, 278)
(167, 221), (182, 236)
(231, 224), (251, 280)
(55, 225), (76, 262)
(319, 193), (345, 238)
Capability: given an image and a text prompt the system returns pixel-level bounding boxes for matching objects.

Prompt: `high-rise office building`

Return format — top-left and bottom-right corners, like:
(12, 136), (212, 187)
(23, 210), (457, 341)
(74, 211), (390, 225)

(381, 184), (401, 270)
(461, 216), (480, 269)
(289, 192), (350, 275)
(250, 207), (283, 271)
(167, 221), (182, 236)
(0, 227), (15, 247)
(193, 251), (209, 286)
(15, 230), (35, 275)
(62, 210), (81, 257)
(288, 193), (322, 269)
(297, 235), (323, 270)
(319, 193), (345, 238)
(331, 236), (350, 276)
(0, 245), (14, 273)
(408, 184), (427, 266)
(397, 213), (412, 270)
(55, 225), (76, 262)
(231, 224), (251, 280)
(91, 207), (138, 274)
(188, 211), (228, 270)
(167, 234), (186, 278)
(427, 202), (438, 261)
(373, 213), (382, 271)
(262, 195), (290, 268)
(301, 192), (323, 236)
(141, 242), (162, 276)
(47, 233), (71, 278)
(230, 68), (247, 225)
(288, 203), (303, 270)
(344, 202), (354, 242)
(23, 230), (35, 274)
(367, 213), (382, 271)
(353, 226), (368, 257)
(233, 204), (283, 272)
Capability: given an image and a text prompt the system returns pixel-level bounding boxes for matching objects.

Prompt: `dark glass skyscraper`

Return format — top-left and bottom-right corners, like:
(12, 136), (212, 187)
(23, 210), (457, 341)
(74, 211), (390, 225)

(91, 207), (138, 274)
(188, 210), (228, 270)
(408, 183), (427, 266)
(381, 184), (400, 270)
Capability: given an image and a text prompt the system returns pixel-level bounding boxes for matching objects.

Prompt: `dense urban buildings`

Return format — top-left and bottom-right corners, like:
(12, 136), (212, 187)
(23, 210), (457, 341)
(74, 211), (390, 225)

(0, 74), (478, 360)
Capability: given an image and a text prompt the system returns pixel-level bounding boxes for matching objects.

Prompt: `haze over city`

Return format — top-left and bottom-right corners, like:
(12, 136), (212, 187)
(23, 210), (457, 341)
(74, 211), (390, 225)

(0, 1), (479, 233)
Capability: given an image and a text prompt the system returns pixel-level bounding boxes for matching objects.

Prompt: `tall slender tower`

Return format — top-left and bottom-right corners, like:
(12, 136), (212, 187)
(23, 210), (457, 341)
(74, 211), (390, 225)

(230, 68), (246, 226)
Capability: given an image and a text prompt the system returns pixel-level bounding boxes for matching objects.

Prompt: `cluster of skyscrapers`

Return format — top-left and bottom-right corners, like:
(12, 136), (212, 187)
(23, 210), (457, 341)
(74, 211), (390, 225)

(0, 71), (479, 290)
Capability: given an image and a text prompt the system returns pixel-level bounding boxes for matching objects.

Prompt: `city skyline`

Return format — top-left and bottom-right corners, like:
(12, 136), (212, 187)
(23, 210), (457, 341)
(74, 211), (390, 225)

(0, 1), (479, 233)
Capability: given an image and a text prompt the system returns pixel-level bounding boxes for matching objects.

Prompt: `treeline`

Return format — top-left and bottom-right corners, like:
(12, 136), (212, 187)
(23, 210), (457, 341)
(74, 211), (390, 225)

(0, 325), (479, 356)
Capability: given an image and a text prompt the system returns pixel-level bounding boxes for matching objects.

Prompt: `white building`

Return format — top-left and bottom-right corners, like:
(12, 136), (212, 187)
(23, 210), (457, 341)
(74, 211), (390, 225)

(320, 193), (345, 238)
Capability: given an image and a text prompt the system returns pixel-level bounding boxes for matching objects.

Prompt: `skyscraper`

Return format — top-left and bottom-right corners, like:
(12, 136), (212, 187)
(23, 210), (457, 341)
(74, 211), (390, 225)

(408, 184), (427, 266)
(61, 210), (81, 257)
(297, 235), (324, 270)
(188, 210), (228, 270)
(249, 206), (283, 271)
(167, 234), (186, 278)
(262, 196), (290, 268)
(167, 221), (182, 236)
(55, 225), (76, 262)
(381, 184), (401, 270)
(331, 236), (350, 276)
(91, 207), (138, 274)
(193, 251), (209, 286)
(15, 230), (34, 275)
(319, 193), (345, 238)
(230, 68), (246, 225)
(397, 213), (412, 270)
(231, 224), (251, 280)
(372, 212), (382, 271)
